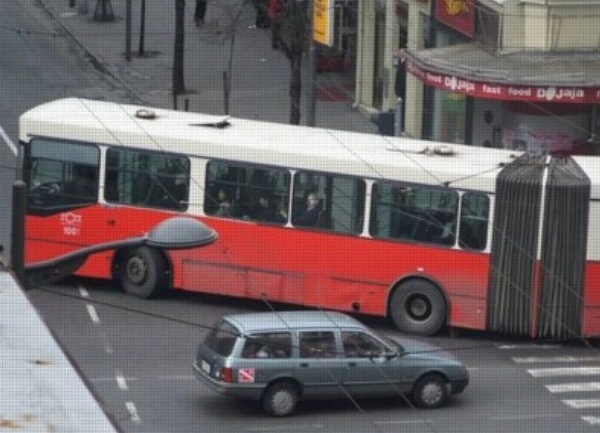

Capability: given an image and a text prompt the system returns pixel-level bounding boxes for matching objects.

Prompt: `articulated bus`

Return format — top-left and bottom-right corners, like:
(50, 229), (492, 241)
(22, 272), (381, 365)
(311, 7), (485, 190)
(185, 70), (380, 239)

(19, 98), (600, 339)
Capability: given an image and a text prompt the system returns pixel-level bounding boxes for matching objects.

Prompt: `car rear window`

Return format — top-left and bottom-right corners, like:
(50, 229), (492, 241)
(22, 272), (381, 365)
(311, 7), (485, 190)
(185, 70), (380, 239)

(204, 320), (239, 356)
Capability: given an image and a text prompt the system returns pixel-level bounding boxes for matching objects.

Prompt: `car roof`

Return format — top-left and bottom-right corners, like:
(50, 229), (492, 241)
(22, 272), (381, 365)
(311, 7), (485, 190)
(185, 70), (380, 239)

(223, 311), (366, 335)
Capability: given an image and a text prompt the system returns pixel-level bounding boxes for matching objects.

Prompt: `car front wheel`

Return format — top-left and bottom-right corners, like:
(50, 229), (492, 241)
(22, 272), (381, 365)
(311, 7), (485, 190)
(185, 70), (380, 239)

(412, 374), (448, 409)
(262, 382), (299, 417)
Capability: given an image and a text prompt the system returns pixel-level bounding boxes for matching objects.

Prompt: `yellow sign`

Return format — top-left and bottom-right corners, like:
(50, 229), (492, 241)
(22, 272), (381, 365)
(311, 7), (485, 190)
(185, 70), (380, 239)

(313, 0), (335, 47)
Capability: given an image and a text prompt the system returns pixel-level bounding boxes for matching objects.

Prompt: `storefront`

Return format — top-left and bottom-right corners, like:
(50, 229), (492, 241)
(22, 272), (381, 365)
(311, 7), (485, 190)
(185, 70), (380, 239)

(403, 44), (600, 154)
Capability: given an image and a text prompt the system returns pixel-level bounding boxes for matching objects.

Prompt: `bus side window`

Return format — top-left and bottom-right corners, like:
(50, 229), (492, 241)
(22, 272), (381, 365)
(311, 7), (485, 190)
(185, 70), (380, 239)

(459, 192), (489, 250)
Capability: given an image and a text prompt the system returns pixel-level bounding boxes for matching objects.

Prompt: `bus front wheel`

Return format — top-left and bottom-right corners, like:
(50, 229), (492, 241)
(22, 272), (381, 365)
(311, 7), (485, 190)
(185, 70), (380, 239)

(389, 280), (446, 336)
(118, 246), (168, 298)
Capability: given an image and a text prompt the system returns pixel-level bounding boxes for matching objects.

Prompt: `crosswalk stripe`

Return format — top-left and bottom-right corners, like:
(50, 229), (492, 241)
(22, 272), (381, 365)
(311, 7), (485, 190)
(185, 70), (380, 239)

(582, 416), (600, 426)
(528, 367), (600, 378)
(513, 356), (600, 364)
(546, 382), (600, 393)
(562, 399), (600, 409)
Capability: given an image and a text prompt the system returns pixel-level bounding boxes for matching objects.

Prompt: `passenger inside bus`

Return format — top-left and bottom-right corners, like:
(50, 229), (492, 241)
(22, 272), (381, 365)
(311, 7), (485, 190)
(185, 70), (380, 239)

(291, 192), (322, 227)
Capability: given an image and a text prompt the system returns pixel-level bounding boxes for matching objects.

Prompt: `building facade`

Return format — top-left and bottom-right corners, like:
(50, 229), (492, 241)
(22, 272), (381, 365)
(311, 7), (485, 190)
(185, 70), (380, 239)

(354, 0), (600, 155)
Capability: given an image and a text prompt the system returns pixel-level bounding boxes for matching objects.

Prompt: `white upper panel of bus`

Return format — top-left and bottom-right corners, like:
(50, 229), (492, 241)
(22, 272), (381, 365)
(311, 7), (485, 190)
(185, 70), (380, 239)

(19, 98), (539, 194)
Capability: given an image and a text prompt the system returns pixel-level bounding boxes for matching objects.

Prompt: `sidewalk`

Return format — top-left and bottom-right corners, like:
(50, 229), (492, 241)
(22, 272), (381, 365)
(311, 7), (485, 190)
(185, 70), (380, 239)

(0, 266), (119, 433)
(39, 0), (377, 134)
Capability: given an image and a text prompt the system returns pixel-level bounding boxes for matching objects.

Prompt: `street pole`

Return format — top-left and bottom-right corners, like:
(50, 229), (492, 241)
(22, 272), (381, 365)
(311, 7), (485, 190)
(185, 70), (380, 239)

(306, 0), (317, 127)
(126, 0), (132, 62)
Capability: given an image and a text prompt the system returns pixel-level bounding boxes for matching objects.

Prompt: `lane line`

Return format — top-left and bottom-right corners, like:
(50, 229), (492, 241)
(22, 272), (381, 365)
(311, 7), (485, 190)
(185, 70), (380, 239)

(125, 402), (141, 423)
(116, 371), (129, 391)
(497, 344), (561, 350)
(86, 304), (100, 324)
(79, 286), (90, 298)
(0, 124), (18, 156)
(101, 333), (113, 354)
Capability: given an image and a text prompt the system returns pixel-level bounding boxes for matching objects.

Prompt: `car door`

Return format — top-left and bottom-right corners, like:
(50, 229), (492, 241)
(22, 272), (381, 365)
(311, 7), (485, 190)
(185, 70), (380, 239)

(295, 330), (346, 398)
(340, 331), (400, 398)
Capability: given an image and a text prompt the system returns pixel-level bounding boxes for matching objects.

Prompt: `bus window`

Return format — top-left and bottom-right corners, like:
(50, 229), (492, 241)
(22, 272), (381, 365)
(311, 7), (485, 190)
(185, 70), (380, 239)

(105, 148), (189, 211)
(459, 192), (489, 250)
(204, 161), (289, 223)
(290, 171), (365, 234)
(27, 139), (99, 212)
(370, 182), (458, 245)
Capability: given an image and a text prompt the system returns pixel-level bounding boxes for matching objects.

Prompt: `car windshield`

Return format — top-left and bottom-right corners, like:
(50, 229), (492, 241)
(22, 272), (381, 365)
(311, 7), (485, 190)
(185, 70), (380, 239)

(382, 336), (405, 355)
(204, 320), (238, 356)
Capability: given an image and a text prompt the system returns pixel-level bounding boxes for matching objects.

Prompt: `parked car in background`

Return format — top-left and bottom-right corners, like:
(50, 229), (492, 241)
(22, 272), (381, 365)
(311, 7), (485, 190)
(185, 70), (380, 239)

(193, 311), (469, 416)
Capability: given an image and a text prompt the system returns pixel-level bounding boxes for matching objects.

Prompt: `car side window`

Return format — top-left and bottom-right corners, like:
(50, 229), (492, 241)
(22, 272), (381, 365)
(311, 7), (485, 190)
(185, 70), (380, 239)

(299, 331), (337, 358)
(242, 332), (292, 359)
(342, 331), (386, 358)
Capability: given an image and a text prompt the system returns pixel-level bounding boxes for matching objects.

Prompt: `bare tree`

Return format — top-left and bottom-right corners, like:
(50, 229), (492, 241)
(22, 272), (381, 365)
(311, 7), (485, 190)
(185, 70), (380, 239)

(277, 0), (310, 125)
(173, 0), (186, 96)
(200, 0), (250, 114)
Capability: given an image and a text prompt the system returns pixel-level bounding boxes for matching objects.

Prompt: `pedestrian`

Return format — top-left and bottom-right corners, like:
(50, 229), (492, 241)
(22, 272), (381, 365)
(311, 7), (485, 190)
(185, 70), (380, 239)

(267, 0), (283, 49)
(194, 0), (207, 26)
(254, 0), (270, 28)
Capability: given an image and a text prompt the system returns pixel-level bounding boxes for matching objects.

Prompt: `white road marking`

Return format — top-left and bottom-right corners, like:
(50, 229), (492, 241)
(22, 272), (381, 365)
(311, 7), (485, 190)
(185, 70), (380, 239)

(0, 124), (18, 156)
(497, 344), (561, 350)
(86, 304), (100, 324)
(116, 371), (129, 391)
(101, 333), (113, 354)
(546, 382), (600, 393)
(582, 416), (600, 426)
(489, 413), (563, 421)
(528, 367), (600, 378)
(126, 401), (141, 423)
(246, 425), (323, 431)
(513, 356), (600, 364)
(562, 399), (600, 409)
(78, 286), (89, 298)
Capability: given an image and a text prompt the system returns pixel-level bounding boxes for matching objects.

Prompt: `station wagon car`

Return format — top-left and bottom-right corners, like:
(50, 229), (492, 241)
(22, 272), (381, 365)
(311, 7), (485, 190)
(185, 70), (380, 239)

(193, 311), (469, 416)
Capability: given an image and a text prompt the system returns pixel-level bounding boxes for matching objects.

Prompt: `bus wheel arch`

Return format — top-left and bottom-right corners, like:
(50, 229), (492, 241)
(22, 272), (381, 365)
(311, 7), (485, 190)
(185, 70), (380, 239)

(388, 278), (448, 336)
(112, 246), (170, 298)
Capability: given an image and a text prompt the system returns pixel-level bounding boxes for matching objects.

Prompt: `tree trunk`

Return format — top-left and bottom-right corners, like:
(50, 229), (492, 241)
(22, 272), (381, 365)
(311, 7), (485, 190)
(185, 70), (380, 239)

(173, 0), (186, 95)
(138, 0), (146, 56)
(289, 53), (302, 125)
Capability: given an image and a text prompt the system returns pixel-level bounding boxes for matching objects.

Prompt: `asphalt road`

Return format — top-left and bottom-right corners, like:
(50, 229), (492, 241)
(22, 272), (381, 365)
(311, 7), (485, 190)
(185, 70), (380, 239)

(4, 2), (600, 433)
(26, 277), (600, 433)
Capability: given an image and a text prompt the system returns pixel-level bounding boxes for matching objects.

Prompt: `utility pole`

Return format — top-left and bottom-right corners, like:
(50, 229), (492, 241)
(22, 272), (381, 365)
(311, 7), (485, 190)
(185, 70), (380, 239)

(125, 0), (132, 61)
(306, 0), (317, 127)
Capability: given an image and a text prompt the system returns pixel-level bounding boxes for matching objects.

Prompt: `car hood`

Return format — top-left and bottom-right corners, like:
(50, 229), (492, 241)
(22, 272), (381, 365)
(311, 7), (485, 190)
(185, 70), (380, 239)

(396, 337), (461, 363)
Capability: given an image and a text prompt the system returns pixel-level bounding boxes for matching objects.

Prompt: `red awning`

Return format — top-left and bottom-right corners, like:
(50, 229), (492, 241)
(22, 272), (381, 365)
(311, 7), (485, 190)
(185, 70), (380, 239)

(404, 44), (600, 103)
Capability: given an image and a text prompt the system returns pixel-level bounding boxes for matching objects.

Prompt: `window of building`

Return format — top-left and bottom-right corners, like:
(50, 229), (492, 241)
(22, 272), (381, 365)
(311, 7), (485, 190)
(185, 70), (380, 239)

(105, 148), (189, 211)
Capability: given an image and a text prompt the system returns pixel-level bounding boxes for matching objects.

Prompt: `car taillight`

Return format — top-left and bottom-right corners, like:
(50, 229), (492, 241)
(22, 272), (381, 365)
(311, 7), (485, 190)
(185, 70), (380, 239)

(219, 367), (234, 383)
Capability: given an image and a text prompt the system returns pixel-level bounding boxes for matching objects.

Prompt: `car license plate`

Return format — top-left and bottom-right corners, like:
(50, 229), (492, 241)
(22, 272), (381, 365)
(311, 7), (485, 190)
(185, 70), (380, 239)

(201, 360), (210, 374)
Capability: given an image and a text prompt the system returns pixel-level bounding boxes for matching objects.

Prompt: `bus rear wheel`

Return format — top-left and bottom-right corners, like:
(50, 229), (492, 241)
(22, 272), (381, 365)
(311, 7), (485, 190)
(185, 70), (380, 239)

(118, 246), (168, 298)
(389, 280), (446, 336)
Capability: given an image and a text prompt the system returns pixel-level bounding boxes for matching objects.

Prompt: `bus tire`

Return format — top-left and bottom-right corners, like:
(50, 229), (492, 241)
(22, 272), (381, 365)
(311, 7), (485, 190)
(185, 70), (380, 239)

(119, 246), (168, 298)
(389, 280), (446, 336)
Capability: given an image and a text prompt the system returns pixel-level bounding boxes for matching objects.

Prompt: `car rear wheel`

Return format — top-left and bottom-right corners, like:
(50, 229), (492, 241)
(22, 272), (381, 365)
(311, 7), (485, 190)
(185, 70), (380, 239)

(389, 280), (446, 336)
(262, 382), (299, 417)
(412, 374), (448, 409)
(118, 246), (168, 298)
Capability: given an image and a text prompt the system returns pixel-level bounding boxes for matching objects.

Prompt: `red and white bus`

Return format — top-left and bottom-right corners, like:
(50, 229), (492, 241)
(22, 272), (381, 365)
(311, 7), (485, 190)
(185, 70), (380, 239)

(19, 98), (600, 338)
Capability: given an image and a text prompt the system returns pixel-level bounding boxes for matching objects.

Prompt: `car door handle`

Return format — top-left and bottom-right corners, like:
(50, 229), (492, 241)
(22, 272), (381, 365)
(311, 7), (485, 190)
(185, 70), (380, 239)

(347, 362), (356, 367)
(300, 362), (309, 368)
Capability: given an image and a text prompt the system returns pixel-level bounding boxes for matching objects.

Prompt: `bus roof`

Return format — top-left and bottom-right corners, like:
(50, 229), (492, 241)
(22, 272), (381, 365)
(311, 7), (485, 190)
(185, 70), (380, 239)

(20, 98), (527, 193)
